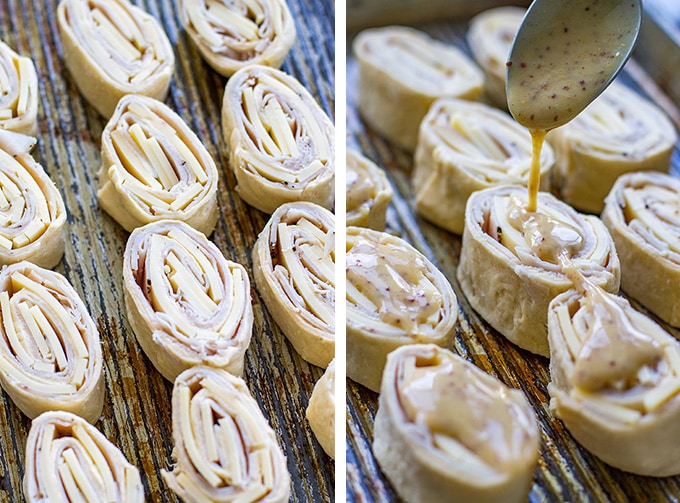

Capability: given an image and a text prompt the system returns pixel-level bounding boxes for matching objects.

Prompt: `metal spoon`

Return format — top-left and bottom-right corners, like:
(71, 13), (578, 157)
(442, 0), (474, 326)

(506, 0), (642, 131)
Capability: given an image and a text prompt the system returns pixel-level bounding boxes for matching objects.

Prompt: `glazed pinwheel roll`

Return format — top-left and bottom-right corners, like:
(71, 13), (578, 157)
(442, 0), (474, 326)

(0, 262), (103, 423)
(346, 149), (392, 230)
(0, 41), (38, 136)
(412, 98), (554, 235)
(548, 286), (680, 476)
(346, 226), (458, 392)
(306, 359), (335, 458)
(162, 366), (290, 503)
(57, 0), (175, 118)
(0, 130), (66, 269)
(252, 202), (334, 368)
(24, 410), (143, 502)
(466, 6), (526, 108)
(374, 344), (539, 503)
(97, 94), (218, 235)
(457, 186), (620, 357)
(352, 26), (483, 152)
(222, 65), (334, 214)
(124, 220), (253, 382)
(178, 0), (296, 77)
(548, 82), (677, 214)
(601, 172), (680, 327)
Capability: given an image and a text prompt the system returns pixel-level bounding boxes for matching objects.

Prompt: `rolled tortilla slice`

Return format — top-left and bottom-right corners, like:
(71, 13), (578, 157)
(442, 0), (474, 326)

(252, 202), (334, 368)
(0, 262), (103, 423)
(346, 226), (458, 392)
(601, 171), (680, 327)
(412, 98), (554, 234)
(178, 0), (296, 77)
(0, 41), (39, 136)
(0, 130), (66, 269)
(466, 6), (526, 108)
(548, 82), (677, 214)
(352, 25), (483, 152)
(57, 0), (175, 118)
(124, 220), (253, 382)
(346, 149), (392, 230)
(548, 286), (680, 476)
(374, 344), (539, 503)
(222, 65), (334, 213)
(457, 186), (619, 356)
(23, 410), (143, 503)
(306, 359), (335, 458)
(97, 94), (219, 235)
(162, 366), (291, 503)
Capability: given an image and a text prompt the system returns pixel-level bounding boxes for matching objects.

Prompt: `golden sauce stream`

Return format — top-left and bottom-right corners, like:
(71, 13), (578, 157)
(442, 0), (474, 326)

(526, 128), (546, 212)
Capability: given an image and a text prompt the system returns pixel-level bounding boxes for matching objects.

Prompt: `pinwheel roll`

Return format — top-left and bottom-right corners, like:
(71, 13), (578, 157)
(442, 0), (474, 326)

(24, 411), (143, 503)
(0, 130), (66, 269)
(0, 262), (103, 423)
(162, 366), (290, 503)
(124, 220), (253, 382)
(412, 98), (554, 235)
(352, 26), (483, 152)
(346, 149), (392, 230)
(548, 82), (677, 213)
(548, 287), (680, 476)
(601, 172), (680, 327)
(466, 7), (526, 108)
(97, 94), (219, 235)
(57, 0), (175, 118)
(457, 186), (619, 357)
(374, 344), (539, 503)
(346, 226), (458, 392)
(178, 0), (296, 77)
(222, 65), (334, 214)
(0, 41), (38, 136)
(252, 202), (334, 368)
(306, 359), (335, 459)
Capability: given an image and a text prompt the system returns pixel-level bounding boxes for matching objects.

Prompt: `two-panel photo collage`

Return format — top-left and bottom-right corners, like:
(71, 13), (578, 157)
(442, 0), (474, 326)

(0, 0), (679, 501)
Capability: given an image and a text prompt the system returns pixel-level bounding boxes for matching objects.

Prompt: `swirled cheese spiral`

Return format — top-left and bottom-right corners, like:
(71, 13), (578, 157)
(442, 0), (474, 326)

(124, 220), (253, 382)
(178, 0), (296, 77)
(222, 65), (334, 214)
(252, 202), (334, 368)
(0, 40), (39, 136)
(57, 0), (175, 118)
(162, 366), (290, 503)
(346, 149), (392, 230)
(97, 94), (219, 235)
(306, 358), (335, 458)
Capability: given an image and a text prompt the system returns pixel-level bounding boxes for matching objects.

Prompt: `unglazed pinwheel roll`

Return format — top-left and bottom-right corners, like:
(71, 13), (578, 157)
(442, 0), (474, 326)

(252, 202), (334, 368)
(24, 410), (143, 503)
(162, 366), (290, 503)
(352, 26), (483, 152)
(97, 94), (219, 235)
(178, 0), (296, 77)
(548, 82), (677, 214)
(412, 98), (554, 235)
(124, 220), (253, 382)
(548, 286), (680, 476)
(466, 7), (526, 108)
(346, 226), (458, 392)
(0, 130), (66, 269)
(346, 149), (392, 230)
(0, 262), (103, 423)
(0, 41), (38, 136)
(374, 344), (539, 503)
(601, 172), (680, 327)
(57, 0), (175, 118)
(457, 186), (620, 357)
(306, 359), (335, 458)
(221, 65), (334, 214)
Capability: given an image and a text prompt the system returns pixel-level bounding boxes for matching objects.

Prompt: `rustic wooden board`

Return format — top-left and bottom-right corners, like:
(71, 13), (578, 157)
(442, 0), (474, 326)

(0, 0), (335, 501)
(345, 5), (680, 503)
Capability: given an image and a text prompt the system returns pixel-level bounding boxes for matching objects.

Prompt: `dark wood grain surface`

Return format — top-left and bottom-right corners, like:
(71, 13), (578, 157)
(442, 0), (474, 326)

(0, 1), (335, 501)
